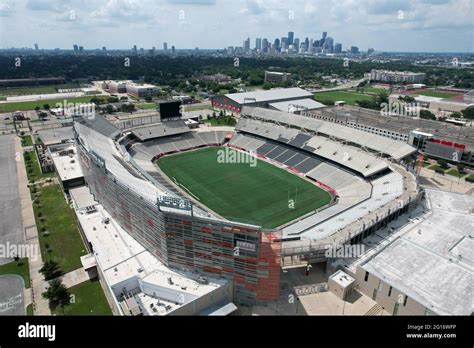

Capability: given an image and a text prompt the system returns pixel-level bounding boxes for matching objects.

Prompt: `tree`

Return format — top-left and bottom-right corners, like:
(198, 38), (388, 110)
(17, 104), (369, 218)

(144, 96), (152, 102)
(43, 104), (50, 111)
(42, 279), (71, 313)
(39, 112), (48, 120)
(34, 106), (41, 112)
(437, 159), (449, 169)
(450, 111), (462, 119)
(105, 104), (114, 114)
(39, 260), (63, 281)
(419, 110), (436, 120)
(457, 163), (465, 173)
(461, 107), (474, 120)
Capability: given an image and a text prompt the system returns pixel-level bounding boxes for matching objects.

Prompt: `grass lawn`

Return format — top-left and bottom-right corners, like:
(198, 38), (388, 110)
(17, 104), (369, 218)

(465, 174), (474, 183)
(0, 84), (81, 97)
(413, 90), (462, 99)
(0, 258), (30, 288)
(136, 103), (157, 110)
(157, 147), (332, 228)
(446, 169), (467, 178)
(24, 151), (55, 182)
(428, 164), (447, 173)
(314, 91), (374, 105)
(205, 117), (236, 127)
(21, 135), (33, 147)
(32, 184), (87, 273)
(52, 280), (112, 315)
(0, 96), (94, 113)
(184, 104), (213, 112)
(422, 162), (432, 168)
(26, 304), (34, 315)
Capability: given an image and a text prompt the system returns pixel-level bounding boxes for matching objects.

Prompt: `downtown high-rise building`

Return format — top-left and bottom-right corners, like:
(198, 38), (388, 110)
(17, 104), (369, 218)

(34, 43), (39, 50)
(262, 38), (269, 53)
(287, 31), (294, 45)
(324, 37), (334, 53)
(293, 38), (300, 53)
(163, 42), (168, 50)
(255, 38), (262, 51)
(335, 43), (342, 54)
(304, 37), (309, 52)
(73, 44), (79, 52)
(274, 38), (280, 51)
(243, 37), (250, 52)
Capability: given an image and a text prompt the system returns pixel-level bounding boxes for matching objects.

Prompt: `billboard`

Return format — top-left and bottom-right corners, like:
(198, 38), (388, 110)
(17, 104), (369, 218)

(159, 101), (182, 120)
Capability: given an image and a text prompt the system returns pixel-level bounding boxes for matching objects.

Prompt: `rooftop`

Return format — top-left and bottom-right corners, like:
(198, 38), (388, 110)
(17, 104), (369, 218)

(225, 87), (313, 104)
(49, 144), (83, 182)
(269, 98), (326, 112)
(329, 270), (355, 288)
(359, 188), (473, 315)
(73, 196), (228, 315)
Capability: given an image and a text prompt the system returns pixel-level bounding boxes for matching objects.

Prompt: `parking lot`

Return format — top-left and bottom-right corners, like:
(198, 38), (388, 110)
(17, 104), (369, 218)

(0, 275), (25, 315)
(0, 135), (24, 265)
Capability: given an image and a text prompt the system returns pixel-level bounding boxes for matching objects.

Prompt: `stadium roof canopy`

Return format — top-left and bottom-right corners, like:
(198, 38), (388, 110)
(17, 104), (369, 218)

(131, 120), (190, 141)
(269, 98), (326, 112)
(225, 87), (313, 105)
(242, 107), (416, 160)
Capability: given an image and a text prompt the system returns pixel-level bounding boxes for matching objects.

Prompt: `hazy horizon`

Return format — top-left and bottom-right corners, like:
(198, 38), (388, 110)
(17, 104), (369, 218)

(0, 0), (472, 53)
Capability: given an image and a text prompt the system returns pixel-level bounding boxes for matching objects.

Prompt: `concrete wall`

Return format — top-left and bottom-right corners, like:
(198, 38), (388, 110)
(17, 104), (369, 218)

(354, 265), (428, 315)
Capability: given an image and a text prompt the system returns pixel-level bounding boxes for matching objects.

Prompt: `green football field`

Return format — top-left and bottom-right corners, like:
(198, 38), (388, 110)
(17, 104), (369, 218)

(157, 147), (332, 228)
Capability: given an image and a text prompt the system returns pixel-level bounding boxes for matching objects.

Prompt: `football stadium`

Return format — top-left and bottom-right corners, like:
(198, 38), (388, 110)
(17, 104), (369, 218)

(74, 102), (421, 308)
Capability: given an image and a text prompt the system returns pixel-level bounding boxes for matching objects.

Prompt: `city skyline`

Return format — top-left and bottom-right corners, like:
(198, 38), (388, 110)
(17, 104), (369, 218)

(0, 0), (472, 52)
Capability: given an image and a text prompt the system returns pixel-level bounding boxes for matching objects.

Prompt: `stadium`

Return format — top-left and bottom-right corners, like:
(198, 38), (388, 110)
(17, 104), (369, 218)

(74, 103), (420, 307)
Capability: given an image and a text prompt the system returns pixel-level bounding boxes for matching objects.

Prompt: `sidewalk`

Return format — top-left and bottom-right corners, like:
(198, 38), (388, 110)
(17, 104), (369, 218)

(15, 137), (51, 315)
(60, 268), (90, 288)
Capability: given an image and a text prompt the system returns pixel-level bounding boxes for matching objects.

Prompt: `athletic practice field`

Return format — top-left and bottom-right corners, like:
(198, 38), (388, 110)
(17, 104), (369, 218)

(314, 90), (374, 105)
(157, 147), (332, 228)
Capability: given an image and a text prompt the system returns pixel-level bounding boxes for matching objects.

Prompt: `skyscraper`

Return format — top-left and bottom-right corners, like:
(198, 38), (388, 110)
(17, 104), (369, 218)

(262, 38), (269, 53)
(288, 31), (294, 45)
(163, 42), (168, 50)
(255, 38), (262, 51)
(34, 43), (39, 50)
(243, 37), (250, 52)
(324, 37), (334, 53)
(304, 38), (309, 52)
(274, 38), (280, 51)
(171, 45), (176, 54)
(350, 46), (359, 54)
(335, 43), (342, 54)
(294, 38), (300, 53)
(320, 32), (327, 47)
(102, 46), (107, 51)
(132, 45), (137, 53)
(73, 44), (79, 52)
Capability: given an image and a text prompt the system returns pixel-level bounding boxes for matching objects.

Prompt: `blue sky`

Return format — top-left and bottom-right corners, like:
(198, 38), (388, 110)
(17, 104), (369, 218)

(0, 0), (472, 52)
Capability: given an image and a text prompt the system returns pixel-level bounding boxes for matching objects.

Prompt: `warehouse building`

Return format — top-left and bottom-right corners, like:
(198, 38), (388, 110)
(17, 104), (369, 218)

(264, 71), (292, 83)
(211, 87), (313, 113)
(368, 70), (425, 84)
(126, 83), (159, 98)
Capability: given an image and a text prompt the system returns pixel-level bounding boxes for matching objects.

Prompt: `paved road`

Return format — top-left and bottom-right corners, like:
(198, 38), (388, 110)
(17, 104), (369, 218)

(0, 135), (24, 265)
(0, 275), (25, 315)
